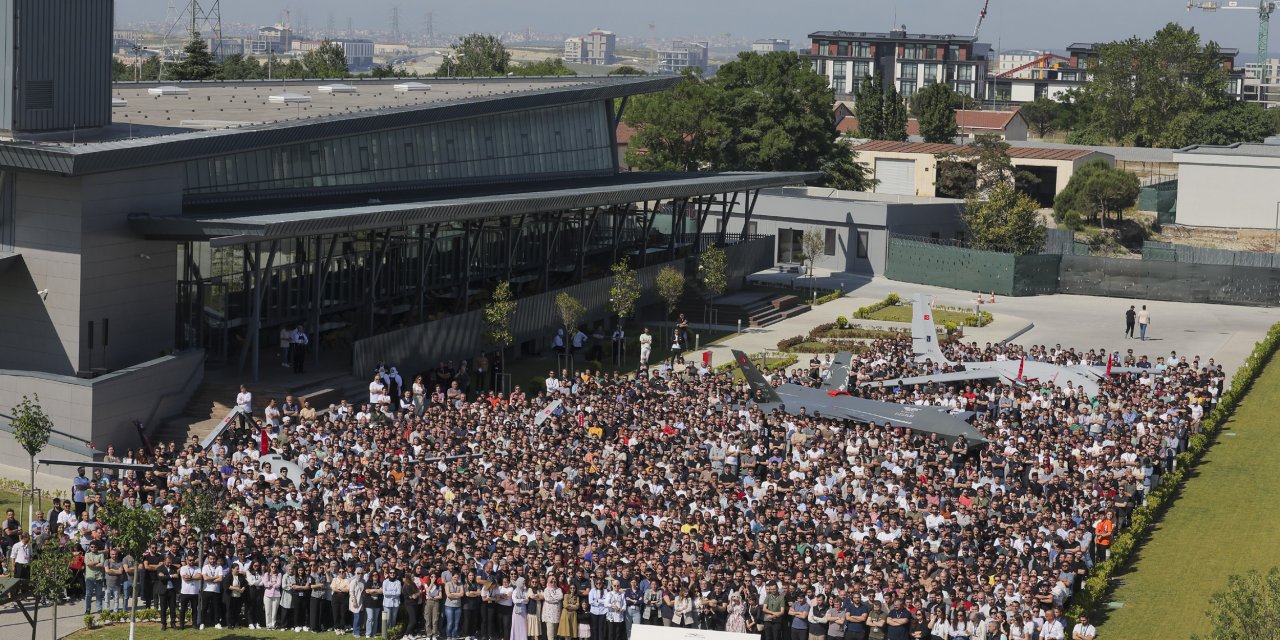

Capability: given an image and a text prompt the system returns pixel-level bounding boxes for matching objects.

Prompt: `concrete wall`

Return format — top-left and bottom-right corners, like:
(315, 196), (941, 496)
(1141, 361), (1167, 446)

(859, 149), (1104, 199)
(0, 349), (203, 470)
(78, 166), (183, 370)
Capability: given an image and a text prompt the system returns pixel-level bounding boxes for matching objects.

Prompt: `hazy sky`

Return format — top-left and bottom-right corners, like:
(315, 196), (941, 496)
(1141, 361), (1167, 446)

(118, 0), (1274, 58)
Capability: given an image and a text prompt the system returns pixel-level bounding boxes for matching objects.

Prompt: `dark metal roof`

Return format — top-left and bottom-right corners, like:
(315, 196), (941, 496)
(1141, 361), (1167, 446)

(131, 171), (820, 245)
(0, 76), (680, 176)
(0, 252), (23, 275)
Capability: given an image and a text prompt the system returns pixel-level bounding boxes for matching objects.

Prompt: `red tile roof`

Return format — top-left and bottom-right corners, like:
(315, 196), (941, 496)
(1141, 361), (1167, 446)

(837, 116), (921, 137)
(837, 110), (1025, 135)
(852, 140), (1098, 160)
(616, 122), (639, 145)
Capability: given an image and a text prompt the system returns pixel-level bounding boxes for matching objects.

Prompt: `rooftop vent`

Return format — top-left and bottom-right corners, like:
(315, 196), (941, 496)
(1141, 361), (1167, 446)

(111, 97), (128, 108)
(147, 85), (189, 96)
(318, 83), (358, 94)
(268, 92), (312, 104)
(394, 82), (432, 92)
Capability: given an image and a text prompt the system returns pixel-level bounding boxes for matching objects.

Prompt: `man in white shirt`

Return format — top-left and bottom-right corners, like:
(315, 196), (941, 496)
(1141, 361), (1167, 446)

(235, 385), (253, 429)
(8, 532), (31, 579)
(199, 555), (224, 629)
(1070, 614), (1096, 640)
(369, 374), (386, 405)
(178, 556), (202, 630)
(290, 324), (309, 373)
(1039, 609), (1065, 640)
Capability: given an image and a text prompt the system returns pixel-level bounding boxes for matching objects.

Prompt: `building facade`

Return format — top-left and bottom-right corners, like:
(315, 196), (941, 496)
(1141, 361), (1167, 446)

(564, 37), (585, 63)
(564, 30), (616, 65)
(250, 25), (293, 55)
(806, 28), (991, 100)
(332, 39), (375, 71)
(1174, 142), (1280, 229)
(751, 39), (790, 53)
(1243, 59), (1280, 107)
(658, 41), (710, 74)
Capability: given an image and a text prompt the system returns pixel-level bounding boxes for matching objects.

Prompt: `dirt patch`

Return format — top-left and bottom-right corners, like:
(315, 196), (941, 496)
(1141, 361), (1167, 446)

(1159, 225), (1280, 252)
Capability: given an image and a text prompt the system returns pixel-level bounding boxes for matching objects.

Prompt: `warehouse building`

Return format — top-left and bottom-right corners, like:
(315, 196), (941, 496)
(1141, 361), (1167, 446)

(1174, 140), (1280, 229)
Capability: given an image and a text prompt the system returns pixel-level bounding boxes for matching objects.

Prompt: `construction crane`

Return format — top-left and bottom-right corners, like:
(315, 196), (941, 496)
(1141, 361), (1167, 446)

(1187, 0), (1276, 83)
(974, 0), (991, 39)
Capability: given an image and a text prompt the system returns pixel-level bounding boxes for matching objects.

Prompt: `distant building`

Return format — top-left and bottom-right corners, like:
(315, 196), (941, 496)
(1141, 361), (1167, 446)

(374, 42), (410, 56)
(658, 41), (710, 74)
(251, 24), (292, 55)
(1243, 59), (1280, 107)
(564, 37), (585, 63)
(836, 109), (1029, 142)
(332, 39), (375, 71)
(752, 39), (790, 53)
(564, 30), (616, 64)
(806, 27), (991, 102)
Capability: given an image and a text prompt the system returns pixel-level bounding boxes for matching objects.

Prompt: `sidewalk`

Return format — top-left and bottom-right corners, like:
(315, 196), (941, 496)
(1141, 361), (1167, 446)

(0, 598), (85, 640)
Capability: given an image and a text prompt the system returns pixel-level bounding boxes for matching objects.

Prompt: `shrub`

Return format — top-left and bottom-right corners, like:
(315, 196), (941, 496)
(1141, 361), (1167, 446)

(853, 293), (901, 319)
(835, 315), (850, 329)
(814, 289), (844, 305)
(776, 336), (807, 351)
(1062, 211), (1084, 231)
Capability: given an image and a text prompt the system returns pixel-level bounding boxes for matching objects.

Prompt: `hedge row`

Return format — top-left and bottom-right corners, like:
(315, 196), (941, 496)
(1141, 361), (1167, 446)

(1065, 320), (1280, 621)
(853, 293), (901, 319)
(814, 289), (845, 306)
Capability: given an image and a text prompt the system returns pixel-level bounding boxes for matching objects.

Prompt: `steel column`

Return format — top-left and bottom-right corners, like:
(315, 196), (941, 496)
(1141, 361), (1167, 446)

(238, 240), (279, 382)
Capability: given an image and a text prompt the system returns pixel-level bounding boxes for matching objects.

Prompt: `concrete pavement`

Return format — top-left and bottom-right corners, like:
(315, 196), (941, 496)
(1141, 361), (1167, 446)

(695, 270), (1280, 379)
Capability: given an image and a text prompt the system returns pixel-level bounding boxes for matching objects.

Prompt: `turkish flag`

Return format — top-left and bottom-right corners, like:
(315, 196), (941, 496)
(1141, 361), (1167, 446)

(260, 427), (270, 455)
(827, 390), (851, 397)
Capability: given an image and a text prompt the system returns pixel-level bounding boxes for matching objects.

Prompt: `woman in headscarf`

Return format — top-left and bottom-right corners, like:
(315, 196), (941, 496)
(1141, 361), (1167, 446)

(511, 576), (529, 640)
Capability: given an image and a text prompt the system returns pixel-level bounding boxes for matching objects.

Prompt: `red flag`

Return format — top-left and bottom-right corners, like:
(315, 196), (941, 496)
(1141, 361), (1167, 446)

(260, 427), (270, 455)
(1017, 356), (1025, 381)
(1105, 353), (1113, 377)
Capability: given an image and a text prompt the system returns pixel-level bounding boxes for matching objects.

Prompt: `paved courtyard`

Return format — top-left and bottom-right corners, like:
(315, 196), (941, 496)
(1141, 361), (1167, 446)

(696, 270), (1280, 380)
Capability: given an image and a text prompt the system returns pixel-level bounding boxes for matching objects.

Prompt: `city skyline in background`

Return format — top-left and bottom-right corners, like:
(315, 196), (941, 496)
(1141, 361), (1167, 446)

(116, 0), (1278, 60)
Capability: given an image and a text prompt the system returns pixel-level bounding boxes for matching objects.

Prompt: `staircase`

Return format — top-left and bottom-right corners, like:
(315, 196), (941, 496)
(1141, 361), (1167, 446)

(155, 371), (357, 445)
(674, 291), (811, 328)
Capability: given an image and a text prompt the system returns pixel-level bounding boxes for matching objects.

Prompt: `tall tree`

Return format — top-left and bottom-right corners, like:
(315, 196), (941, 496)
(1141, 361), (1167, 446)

(624, 70), (721, 172)
(914, 82), (959, 143)
(1161, 101), (1276, 148)
(852, 73), (885, 139)
(180, 483), (222, 563)
(172, 31), (217, 80)
(302, 40), (349, 78)
(801, 229), (827, 276)
(1074, 23), (1231, 146)
(437, 33), (511, 77)
(554, 292), (585, 337)
(698, 247), (729, 298)
(935, 134), (1034, 199)
(10, 394), (52, 537)
(963, 182), (1047, 255)
(819, 141), (876, 192)
(882, 83), (909, 142)
(1019, 97), (1060, 138)
(28, 544), (73, 640)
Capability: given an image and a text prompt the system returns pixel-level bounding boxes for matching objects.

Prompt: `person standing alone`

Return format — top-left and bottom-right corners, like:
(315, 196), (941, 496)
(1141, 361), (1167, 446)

(1136, 305), (1151, 341)
(1125, 305), (1136, 339)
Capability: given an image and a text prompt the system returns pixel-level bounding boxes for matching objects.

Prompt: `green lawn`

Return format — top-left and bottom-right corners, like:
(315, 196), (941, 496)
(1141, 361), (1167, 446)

(70, 623), (301, 640)
(860, 304), (987, 325)
(1097, 355), (1280, 638)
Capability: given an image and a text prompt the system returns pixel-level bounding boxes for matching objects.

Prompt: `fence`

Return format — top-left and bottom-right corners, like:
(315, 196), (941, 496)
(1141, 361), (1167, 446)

(1143, 240), (1280, 268)
(1137, 179), (1177, 225)
(885, 234), (1280, 306)
(885, 235), (1060, 297)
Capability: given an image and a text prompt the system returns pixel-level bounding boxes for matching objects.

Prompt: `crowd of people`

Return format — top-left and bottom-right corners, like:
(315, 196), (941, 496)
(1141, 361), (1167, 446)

(1, 331), (1225, 640)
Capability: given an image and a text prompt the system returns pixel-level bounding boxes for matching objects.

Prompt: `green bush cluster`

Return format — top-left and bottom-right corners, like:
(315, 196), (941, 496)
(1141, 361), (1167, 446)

(814, 289), (844, 306)
(853, 293), (901, 319)
(931, 304), (994, 327)
(713, 353), (798, 374)
(84, 608), (161, 628)
(835, 315), (850, 328)
(1065, 321), (1280, 623)
(808, 322), (906, 341)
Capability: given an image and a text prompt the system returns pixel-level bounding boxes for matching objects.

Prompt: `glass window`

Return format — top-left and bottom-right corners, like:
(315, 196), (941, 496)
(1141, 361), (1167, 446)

(853, 61), (871, 80)
(833, 61), (847, 82)
(957, 65), (974, 81)
(837, 42), (849, 57)
(824, 228), (837, 256)
(900, 82), (918, 97)
(922, 63), (939, 83)
(853, 42), (871, 57)
(900, 64), (917, 80)
(856, 231), (869, 259)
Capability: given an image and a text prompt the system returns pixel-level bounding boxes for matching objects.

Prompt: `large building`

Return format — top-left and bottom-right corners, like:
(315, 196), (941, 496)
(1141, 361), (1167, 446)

(658, 41), (710, 74)
(751, 39), (790, 53)
(0, 7), (810, 469)
(1243, 59), (1280, 107)
(564, 30), (616, 65)
(806, 27), (991, 101)
(1173, 140), (1280, 229)
(250, 24), (293, 55)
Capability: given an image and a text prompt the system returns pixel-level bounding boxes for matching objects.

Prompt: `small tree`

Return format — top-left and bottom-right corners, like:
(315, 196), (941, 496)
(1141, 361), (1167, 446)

(609, 259), (641, 326)
(1019, 97), (1060, 138)
(483, 282), (517, 362)
(698, 247), (729, 298)
(1197, 567), (1280, 640)
(800, 229), (827, 277)
(1053, 159), (1140, 229)
(28, 544), (73, 640)
(180, 484), (222, 563)
(100, 498), (163, 640)
(882, 84), (909, 142)
(963, 182), (1047, 255)
(655, 266), (686, 319)
(302, 40), (349, 78)
(554, 292), (586, 337)
(853, 73), (885, 139)
(10, 394), (52, 538)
